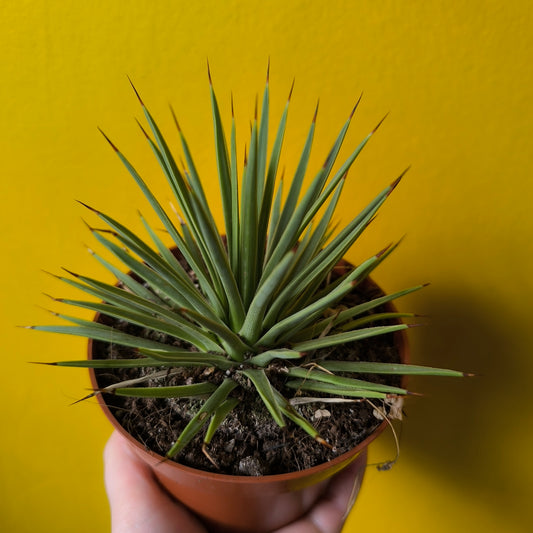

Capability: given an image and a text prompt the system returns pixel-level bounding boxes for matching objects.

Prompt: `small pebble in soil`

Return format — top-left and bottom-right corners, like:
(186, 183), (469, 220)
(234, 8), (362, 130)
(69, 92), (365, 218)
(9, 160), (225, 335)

(238, 456), (263, 476)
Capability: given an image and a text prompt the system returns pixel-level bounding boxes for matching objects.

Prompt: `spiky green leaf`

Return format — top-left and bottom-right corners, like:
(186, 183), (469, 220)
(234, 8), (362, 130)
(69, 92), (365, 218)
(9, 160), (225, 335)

(166, 378), (238, 458)
(112, 382), (217, 398)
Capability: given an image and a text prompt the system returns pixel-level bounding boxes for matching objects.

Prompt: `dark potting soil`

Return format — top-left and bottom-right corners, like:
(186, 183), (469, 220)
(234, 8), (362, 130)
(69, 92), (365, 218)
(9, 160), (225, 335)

(92, 277), (404, 477)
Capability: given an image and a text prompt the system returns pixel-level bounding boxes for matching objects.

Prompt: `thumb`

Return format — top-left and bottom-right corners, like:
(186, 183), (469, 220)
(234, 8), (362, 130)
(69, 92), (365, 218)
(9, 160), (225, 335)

(104, 431), (207, 533)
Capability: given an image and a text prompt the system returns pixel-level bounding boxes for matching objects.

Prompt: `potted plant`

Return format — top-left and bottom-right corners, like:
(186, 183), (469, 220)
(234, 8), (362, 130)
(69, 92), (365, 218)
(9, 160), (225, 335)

(32, 67), (468, 532)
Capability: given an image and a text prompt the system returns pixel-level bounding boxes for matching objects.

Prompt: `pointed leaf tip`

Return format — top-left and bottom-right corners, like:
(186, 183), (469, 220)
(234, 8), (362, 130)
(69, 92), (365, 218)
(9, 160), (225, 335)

(70, 392), (97, 406)
(61, 267), (80, 278)
(266, 57), (270, 83)
(376, 243), (393, 258)
(98, 128), (119, 152)
(288, 78), (295, 101)
(127, 76), (144, 106)
(388, 168), (409, 194)
(133, 118), (151, 142)
(372, 112), (389, 134)
(312, 100), (320, 123)
(394, 234), (407, 247)
(316, 436), (333, 449)
(80, 218), (96, 233)
(350, 92), (363, 118)
(231, 93), (235, 118)
(169, 104), (181, 132)
(76, 200), (99, 214)
(42, 293), (61, 302)
(41, 269), (61, 280)
(207, 58), (212, 85)
(38, 306), (59, 317)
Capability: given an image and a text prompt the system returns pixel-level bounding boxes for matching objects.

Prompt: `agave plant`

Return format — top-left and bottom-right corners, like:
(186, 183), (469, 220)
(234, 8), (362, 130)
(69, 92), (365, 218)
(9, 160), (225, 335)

(31, 67), (466, 461)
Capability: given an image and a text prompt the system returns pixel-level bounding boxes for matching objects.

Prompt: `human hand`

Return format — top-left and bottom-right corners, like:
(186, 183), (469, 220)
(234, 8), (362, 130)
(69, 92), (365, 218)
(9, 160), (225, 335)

(104, 431), (362, 533)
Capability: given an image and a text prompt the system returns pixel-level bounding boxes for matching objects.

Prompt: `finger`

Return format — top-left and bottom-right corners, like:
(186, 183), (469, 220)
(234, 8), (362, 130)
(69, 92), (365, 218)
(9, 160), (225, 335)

(104, 431), (207, 533)
(323, 453), (366, 521)
(276, 454), (366, 533)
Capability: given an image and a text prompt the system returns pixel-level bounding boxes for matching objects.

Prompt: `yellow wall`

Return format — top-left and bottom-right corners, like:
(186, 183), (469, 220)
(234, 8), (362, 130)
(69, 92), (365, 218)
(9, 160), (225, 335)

(1, 1), (531, 531)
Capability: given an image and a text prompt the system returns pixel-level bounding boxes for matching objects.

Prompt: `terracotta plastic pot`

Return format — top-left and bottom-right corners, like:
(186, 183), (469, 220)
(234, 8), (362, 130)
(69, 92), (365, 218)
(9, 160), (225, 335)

(89, 269), (408, 532)
(97, 401), (368, 532)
